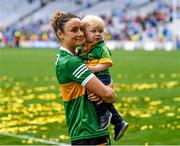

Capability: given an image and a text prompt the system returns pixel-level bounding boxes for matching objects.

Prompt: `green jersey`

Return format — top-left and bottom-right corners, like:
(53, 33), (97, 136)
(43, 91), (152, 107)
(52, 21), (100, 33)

(55, 47), (109, 141)
(79, 40), (112, 77)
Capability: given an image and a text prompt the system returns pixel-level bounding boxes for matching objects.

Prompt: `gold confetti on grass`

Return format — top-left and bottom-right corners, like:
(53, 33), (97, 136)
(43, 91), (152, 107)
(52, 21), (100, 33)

(114, 80), (179, 92)
(149, 100), (162, 106)
(171, 73), (178, 78)
(139, 113), (152, 118)
(1, 75), (179, 144)
(159, 73), (165, 78)
(140, 125), (148, 130)
(59, 135), (69, 140)
(165, 81), (179, 88)
(166, 113), (175, 117)
(150, 74), (155, 79)
(144, 96), (151, 102)
(174, 97), (180, 101)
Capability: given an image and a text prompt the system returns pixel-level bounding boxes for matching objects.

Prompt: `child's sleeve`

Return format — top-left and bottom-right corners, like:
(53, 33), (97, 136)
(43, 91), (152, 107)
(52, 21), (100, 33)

(98, 46), (113, 65)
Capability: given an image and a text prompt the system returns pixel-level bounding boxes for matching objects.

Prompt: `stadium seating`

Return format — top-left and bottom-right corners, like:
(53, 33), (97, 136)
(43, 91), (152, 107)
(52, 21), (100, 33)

(0, 0), (179, 49)
(0, 0), (40, 27)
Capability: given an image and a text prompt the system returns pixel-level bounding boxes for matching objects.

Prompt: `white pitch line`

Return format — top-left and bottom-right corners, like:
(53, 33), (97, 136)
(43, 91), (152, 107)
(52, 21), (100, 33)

(0, 133), (70, 146)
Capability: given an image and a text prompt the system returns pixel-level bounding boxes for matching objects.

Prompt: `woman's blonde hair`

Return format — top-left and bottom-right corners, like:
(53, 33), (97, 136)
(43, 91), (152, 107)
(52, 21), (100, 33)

(82, 15), (105, 31)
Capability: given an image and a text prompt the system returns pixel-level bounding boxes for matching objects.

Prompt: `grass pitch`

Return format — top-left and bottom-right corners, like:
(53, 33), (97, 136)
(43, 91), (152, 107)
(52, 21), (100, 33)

(0, 48), (180, 145)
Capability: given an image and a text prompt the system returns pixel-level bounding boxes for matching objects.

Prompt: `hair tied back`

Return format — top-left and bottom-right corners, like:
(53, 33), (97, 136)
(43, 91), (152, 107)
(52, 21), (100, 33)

(51, 10), (64, 30)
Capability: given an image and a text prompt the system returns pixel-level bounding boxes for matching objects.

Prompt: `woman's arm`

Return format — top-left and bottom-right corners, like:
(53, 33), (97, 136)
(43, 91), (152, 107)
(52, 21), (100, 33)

(85, 76), (116, 103)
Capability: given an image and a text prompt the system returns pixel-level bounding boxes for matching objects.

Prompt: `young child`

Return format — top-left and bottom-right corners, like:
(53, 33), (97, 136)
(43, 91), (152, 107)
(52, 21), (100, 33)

(78, 15), (129, 141)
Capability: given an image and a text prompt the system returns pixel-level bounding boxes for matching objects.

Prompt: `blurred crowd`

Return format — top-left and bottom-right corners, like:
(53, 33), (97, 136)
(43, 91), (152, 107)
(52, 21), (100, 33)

(105, 1), (173, 42)
(0, 0), (179, 48)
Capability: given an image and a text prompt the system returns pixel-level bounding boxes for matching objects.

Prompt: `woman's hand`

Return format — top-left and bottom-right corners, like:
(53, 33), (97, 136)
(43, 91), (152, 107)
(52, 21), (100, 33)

(85, 76), (116, 103)
(87, 91), (103, 105)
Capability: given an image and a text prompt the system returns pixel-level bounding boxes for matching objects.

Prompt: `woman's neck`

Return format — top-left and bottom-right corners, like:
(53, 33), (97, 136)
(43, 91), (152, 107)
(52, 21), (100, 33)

(61, 44), (75, 54)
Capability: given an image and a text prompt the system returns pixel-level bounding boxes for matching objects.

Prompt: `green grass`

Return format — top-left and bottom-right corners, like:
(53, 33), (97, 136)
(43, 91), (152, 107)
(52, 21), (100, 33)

(0, 48), (180, 145)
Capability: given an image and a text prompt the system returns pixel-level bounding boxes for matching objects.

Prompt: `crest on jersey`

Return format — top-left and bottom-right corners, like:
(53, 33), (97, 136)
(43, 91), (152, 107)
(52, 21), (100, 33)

(102, 52), (108, 58)
(88, 53), (94, 61)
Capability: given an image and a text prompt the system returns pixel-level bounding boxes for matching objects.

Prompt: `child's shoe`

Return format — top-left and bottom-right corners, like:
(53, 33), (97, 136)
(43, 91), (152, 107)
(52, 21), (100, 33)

(99, 111), (112, 130)
(114, 120), (128, 141)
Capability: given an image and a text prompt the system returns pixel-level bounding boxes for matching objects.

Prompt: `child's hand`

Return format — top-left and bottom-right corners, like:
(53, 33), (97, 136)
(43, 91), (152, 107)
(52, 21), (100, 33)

(88, 63), (111, 73)
(87, 66), (96, 73)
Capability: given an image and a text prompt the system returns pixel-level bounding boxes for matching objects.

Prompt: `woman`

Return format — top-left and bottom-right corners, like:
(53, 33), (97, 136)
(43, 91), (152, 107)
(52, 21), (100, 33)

(51, 10), (115, 145)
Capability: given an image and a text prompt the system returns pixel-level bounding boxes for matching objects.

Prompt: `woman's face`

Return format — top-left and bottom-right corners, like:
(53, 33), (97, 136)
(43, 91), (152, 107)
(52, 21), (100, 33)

(60, 18), (84, 49)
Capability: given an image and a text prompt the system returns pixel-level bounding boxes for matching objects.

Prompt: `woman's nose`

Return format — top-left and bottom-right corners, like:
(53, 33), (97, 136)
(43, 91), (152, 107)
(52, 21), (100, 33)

(79, 30), (84, 36)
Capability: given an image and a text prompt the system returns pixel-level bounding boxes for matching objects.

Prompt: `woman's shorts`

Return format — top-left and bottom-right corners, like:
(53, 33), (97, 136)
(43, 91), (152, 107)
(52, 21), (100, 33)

(71, 135), (110, 145)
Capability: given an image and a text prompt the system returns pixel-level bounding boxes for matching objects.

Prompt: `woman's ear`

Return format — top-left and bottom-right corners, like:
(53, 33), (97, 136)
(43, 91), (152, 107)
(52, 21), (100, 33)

(57, 30), (64, 40)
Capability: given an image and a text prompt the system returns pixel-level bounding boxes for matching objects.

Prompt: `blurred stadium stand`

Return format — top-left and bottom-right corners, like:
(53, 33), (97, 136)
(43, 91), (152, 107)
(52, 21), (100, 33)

(0, 0), (180, 50)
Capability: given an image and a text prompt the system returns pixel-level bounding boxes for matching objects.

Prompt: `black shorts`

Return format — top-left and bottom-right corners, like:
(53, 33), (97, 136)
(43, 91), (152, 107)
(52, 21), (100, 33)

(97, 75), (111, 85)
(71, 135), (110, 145)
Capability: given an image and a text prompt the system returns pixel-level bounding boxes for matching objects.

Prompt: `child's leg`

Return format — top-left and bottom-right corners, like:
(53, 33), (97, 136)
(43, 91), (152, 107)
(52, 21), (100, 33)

(92, 101), (107, 117)
(90, 75), (113, 129)
(92, 101), (112, 130)
(97, 75), (128, 140)
(86, 89), (112, 130)
(104, 103), (128, 141)
(104, 103), (123, 126)
(86, 90), (109, 117)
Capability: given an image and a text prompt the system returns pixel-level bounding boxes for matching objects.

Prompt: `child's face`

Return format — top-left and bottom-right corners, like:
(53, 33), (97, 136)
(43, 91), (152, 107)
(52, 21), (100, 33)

(84, 25), (103, 45)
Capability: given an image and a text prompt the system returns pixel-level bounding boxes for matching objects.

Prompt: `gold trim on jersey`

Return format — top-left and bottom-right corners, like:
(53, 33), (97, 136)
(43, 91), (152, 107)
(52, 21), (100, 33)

(87, 59), (99, 66)
(87, 58), (112, 66)
(99, 58), (112, 65)
(60, 82), (86, 102)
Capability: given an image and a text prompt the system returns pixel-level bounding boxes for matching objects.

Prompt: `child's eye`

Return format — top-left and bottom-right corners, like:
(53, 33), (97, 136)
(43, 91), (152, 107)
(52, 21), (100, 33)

(90, 29), (96, 33)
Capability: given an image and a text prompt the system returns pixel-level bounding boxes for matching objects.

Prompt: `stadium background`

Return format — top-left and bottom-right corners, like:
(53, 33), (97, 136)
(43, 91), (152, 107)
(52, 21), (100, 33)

(0, 0), (180, 145)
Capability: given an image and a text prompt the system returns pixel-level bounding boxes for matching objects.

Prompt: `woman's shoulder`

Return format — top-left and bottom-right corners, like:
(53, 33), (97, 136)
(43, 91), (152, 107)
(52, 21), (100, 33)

(64, 55), (83, 67)
(69, 55), (82, 61)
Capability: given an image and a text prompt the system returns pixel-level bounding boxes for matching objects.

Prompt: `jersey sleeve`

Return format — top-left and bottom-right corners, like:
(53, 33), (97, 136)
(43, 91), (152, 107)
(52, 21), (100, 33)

(97, 46), (113, 65)
(67, 56), (95, 86)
